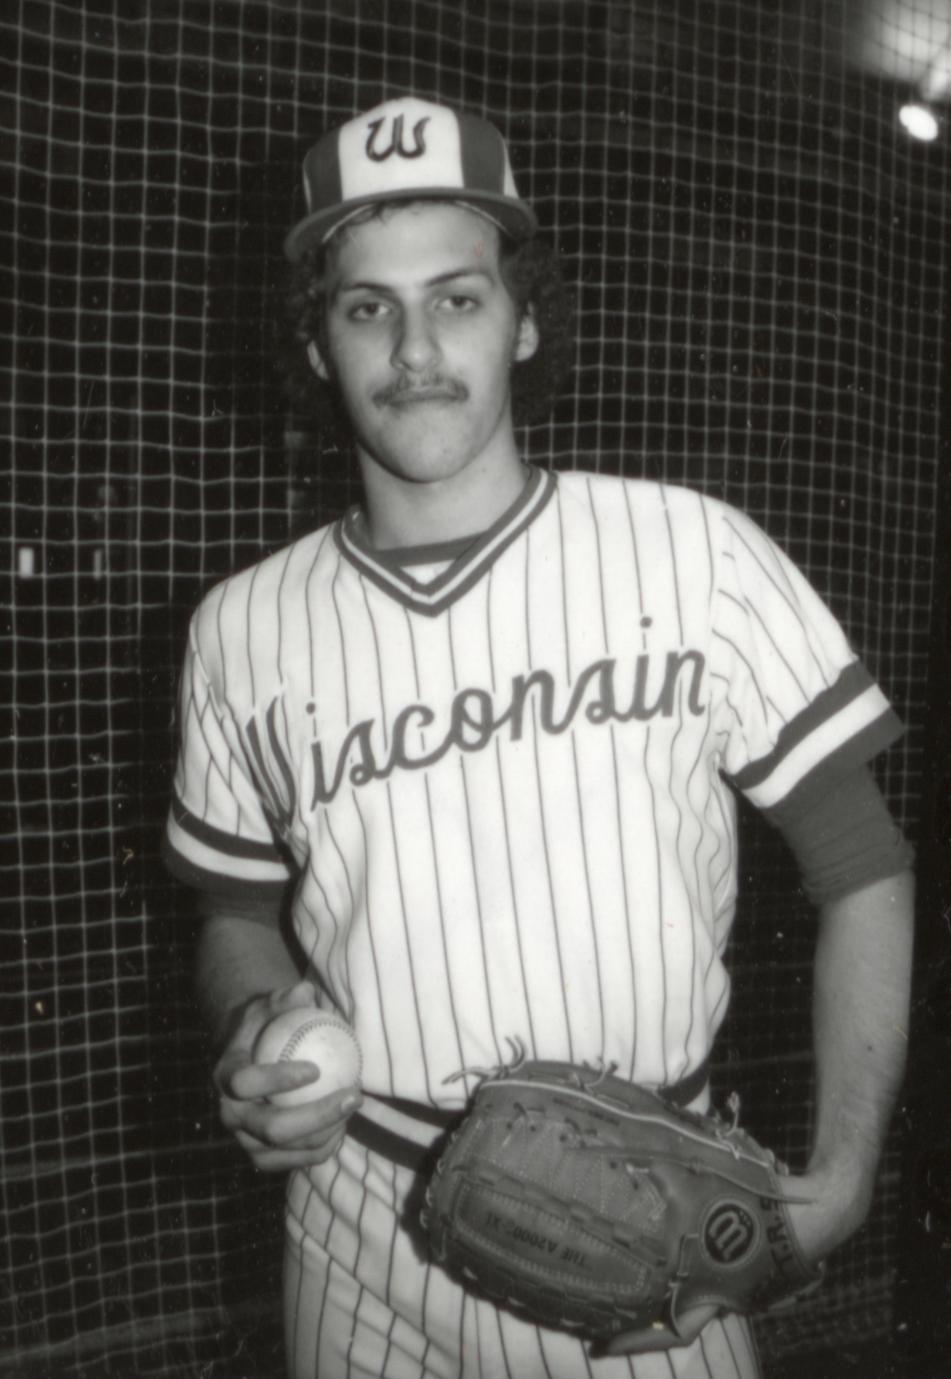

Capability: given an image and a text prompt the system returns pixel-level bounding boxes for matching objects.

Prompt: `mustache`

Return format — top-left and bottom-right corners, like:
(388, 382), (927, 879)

(373, 376), (469, 407)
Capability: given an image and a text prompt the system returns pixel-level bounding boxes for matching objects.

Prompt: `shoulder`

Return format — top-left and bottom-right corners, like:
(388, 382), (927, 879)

(551, 472), (803, 590)
(555, 468), (713, 507)
(188, 520), (337, 679)
(554, 468), (735, 532)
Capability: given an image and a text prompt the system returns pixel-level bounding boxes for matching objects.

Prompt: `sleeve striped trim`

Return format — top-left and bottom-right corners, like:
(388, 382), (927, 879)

(163, 799), (291, 888)
(161, 831), (291, 901)
(731, 661), (904, 809)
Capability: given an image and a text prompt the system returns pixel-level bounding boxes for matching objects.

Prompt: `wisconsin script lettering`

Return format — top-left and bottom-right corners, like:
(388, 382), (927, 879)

(305, 651), (706, 809)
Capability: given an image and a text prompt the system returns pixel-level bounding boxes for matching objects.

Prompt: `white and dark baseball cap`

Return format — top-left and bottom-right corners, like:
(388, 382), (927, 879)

(284, 96), (538, 261)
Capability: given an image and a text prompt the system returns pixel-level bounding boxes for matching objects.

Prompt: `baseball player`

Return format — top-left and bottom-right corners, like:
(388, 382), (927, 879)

(163, 98), (915, 1379)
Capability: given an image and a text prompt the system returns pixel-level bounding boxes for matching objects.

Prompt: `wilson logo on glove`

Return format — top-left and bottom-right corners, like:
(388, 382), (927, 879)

(701, 1202), (759, 1266)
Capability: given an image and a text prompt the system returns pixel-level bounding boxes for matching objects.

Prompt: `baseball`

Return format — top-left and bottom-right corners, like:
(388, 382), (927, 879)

(253, 1007), (362, 1106)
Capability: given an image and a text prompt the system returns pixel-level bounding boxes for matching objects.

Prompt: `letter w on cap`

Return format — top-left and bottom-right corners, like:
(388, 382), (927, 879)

(365, 114), (430, 162)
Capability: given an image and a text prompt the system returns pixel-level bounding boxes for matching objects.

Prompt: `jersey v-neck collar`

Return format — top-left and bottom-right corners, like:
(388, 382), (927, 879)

(333, 465), (557, 617)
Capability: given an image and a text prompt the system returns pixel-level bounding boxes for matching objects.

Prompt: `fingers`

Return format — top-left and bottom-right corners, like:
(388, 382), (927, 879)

(221, 1084), (364, 1173)
(233, 1125), (348, 1172)
(600, 1303), (719, 1356)
(228, 1056), (322, 1103)
(220, 1082), (362, 1140)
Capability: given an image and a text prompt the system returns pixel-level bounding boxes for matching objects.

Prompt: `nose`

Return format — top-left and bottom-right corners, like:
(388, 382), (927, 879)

(391, 305), (439, 374)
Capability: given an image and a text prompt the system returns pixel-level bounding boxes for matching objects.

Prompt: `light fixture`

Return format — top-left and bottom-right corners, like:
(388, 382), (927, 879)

(898, 101), (941, 141)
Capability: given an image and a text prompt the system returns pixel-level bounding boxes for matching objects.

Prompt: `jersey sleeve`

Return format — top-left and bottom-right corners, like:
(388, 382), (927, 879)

(709, 506), (904, 812)
(162, 612), (293, 900)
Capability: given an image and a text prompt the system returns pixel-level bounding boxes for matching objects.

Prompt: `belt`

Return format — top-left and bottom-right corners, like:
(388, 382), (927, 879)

(347, 1059), (710, 1174)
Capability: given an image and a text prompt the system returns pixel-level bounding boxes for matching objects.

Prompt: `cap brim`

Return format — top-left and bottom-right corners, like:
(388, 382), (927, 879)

(283, 189), (538, 262)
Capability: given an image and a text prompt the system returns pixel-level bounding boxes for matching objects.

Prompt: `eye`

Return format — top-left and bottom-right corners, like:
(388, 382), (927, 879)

(437, 293), (479, 314)
(348, 299), (391, 322)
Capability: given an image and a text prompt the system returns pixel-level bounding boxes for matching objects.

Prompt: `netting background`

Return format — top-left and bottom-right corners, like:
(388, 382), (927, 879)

(3, 1), (948, 1375)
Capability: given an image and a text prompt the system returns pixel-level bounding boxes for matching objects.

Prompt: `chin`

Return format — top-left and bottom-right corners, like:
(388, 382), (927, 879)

(381, 452), (478, 485)
(362, 432), (484, 485)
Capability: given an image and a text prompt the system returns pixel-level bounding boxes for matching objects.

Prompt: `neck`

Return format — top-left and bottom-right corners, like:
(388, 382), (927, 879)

(357, 450), (529, 549)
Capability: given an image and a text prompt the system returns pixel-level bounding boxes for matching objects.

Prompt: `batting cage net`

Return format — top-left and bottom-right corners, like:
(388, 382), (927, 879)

(3, 1), (948, 1374)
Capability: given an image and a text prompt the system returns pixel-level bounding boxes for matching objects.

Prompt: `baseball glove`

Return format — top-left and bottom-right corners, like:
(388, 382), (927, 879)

(421, 1058), (822, 1344)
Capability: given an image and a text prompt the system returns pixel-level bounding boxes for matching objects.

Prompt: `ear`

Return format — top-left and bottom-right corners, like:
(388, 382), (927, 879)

(514, 308), (539, 363)
(306, 340), (330, 381)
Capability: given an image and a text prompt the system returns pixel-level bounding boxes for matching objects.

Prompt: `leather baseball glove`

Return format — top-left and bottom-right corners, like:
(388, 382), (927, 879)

(421, 1058), (822, 1346)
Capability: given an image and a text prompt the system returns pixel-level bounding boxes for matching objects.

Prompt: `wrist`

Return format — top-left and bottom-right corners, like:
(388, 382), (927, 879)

(789, 1160), (874, 1261)
(211, 990), (270, 1057)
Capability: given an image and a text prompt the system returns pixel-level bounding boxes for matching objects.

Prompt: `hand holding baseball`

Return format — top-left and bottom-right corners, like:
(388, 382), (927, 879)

(253, 1004), (363, 1105)
(213, 981), (363, 1172)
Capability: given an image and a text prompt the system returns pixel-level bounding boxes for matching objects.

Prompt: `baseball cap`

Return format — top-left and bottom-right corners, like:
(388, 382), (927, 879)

(284, 96), (538, 261)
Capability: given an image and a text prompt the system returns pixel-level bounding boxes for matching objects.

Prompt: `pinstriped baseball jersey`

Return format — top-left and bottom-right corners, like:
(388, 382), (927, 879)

(165, 466), (901, 1107)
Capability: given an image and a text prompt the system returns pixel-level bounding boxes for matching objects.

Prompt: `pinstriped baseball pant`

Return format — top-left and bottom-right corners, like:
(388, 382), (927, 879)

(282, 1138), (761, 1379)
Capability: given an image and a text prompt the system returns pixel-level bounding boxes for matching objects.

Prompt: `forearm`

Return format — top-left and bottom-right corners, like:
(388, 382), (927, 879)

(195, 910), (302, 1054)
(808, 868), (914, 1224)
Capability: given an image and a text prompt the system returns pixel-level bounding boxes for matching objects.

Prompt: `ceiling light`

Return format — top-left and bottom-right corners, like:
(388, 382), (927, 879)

(898, 101), (940, 140)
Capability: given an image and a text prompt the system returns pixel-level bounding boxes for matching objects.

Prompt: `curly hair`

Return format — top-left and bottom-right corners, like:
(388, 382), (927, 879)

(280, 203), (576, 444)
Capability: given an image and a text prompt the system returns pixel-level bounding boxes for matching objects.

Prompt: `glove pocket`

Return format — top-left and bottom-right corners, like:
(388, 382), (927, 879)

(422, 1103), (675, 1336)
